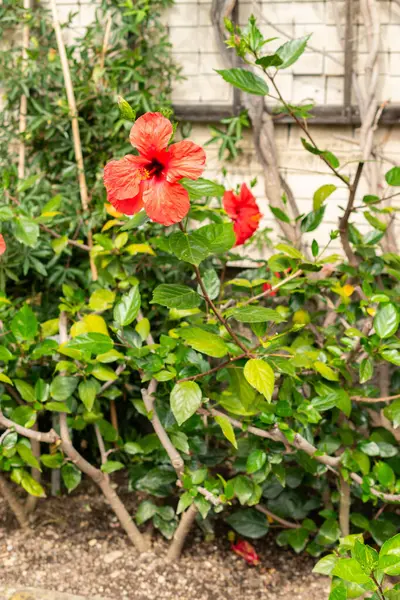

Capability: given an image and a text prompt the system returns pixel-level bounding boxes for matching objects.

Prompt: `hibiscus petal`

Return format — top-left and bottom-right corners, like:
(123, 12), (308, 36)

(110, 189), (144, 216)
(129, 112), (173, 158)
(143, 180), (190, 226)
(223, 190), (239, 219)
(239, 183), (257, 207)
(103, 155), (149, 202)
(0, 234), (6, 256)
(166, 140), (206, 182)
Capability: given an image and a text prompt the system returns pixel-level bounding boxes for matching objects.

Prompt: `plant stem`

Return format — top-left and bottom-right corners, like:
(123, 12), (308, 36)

(0, 473), (30, 530)
(339, 476), (350, 536)
(166, 503), (198, 562)
(193, 264), (250, 355)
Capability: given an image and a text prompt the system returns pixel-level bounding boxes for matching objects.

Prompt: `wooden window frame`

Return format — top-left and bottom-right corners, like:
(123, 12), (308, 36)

(173, 0), (400, 126)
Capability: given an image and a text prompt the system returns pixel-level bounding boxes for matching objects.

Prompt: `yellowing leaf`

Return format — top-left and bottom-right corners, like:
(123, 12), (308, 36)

(105, 203), (123, 218)
(125, 243), (155, 256)
(293, 309), (311, 325)
(41, 318), (59, 338)
(70, 314), (109, 337)
(0, 373), (13, 385)
(215, 414), (237, 449)
(244, 358), (275, 401)
(342, 284), (354, 297)
(314, 361), (339, 381)
(367, 307), (376, 317)
(102, 219), (122, 232)
(41, 211), (62, 218)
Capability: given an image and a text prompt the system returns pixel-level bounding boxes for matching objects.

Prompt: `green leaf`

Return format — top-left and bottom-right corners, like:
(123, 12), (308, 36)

(11, 405), (36, 428)
(179, 327), (229, 358)
(113, 286), (141, 327)
(180, 178), (225, 198)
(314, 361), (339, 381)
(300, 207), (326, 233)
(50, 376), (78, 401)
(0, 206), (14, 221)
(230, 306), (286, 324)
(101, 460), (124, 473)
(381, 349), (400, 366)
(215, 68), (269, 95)
(301, 138), (340, 168)
(170, 381), (202, 425)
(67, 333), (113, 355)
(136, 500), (158, 525)
(92, 365), (118, 382)
(352, 539), (378, 571)
(14, 217), (39, 247)
(169, 231), (209, 266)
(276, 35), (311, 69)
(225, 509), (269, 539)
(16, 174), (40, 193)
(197, 268), (220, 301)
(328, 584), (347, 600)
(364, 211), (387, 232)
(359, 357), (373, 384)
(78, 379), (99, 412)
(177, 492), (194, 515)
(41, 453), (64, 469)
(118, 95), (136, 121)
(374, 303), (399, 339)
(192, 223), (236, 254)
(152, 284), (201, 309)
(246, 449), (267, 474)
(14, 380), (36, 403)
(255, 54), (283, 68)
(61, 463), (82, 492)
(12, 469), (45, 497)
(385, 166), (400, 186)
(11, 304), (38, 341)
(45, 401), (71, 413)
(269, 205), (290, 223)
(0, 346), (14, 361)
(275, 243), (304, 259)
(215, 414), (237, 449)
(244, 359), (274, 401)
(16, 441), (40, 470)
(331, 558), (371, 584)
(233, 475), (254, 505)
(313, 184), (337, 211)
(374, 461), (395, 488)
(313, 554), (338, 575)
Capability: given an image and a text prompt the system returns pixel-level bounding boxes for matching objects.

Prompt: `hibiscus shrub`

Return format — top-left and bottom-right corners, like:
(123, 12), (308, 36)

(1, 10), (400, 578)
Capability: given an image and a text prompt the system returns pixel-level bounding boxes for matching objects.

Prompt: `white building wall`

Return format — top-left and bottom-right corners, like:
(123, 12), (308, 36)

(40, 0), (400, 254)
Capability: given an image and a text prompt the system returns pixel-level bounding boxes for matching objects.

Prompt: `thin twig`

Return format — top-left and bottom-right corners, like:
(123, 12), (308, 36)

(255, 505), (300, 529)
(351, 393), (400, 403)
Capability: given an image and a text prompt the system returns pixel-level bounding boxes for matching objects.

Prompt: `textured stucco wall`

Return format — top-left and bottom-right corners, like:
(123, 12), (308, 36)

(37, 0), (400, 254)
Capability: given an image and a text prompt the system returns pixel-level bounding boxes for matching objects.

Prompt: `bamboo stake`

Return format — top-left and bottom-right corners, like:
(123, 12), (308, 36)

(49, 0), (98, 281)
(18, 0), (31, 180)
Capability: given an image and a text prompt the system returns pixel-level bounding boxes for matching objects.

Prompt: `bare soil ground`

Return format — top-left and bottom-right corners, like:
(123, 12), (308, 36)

(0, 484), (330, 600)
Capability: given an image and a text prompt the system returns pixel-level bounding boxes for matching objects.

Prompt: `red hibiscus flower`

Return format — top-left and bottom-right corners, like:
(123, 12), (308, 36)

(103, 112), (206, 226)
(223, 183), (261, 246)
(231, 540), (260, 566)
(0, 234), (6, 256)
